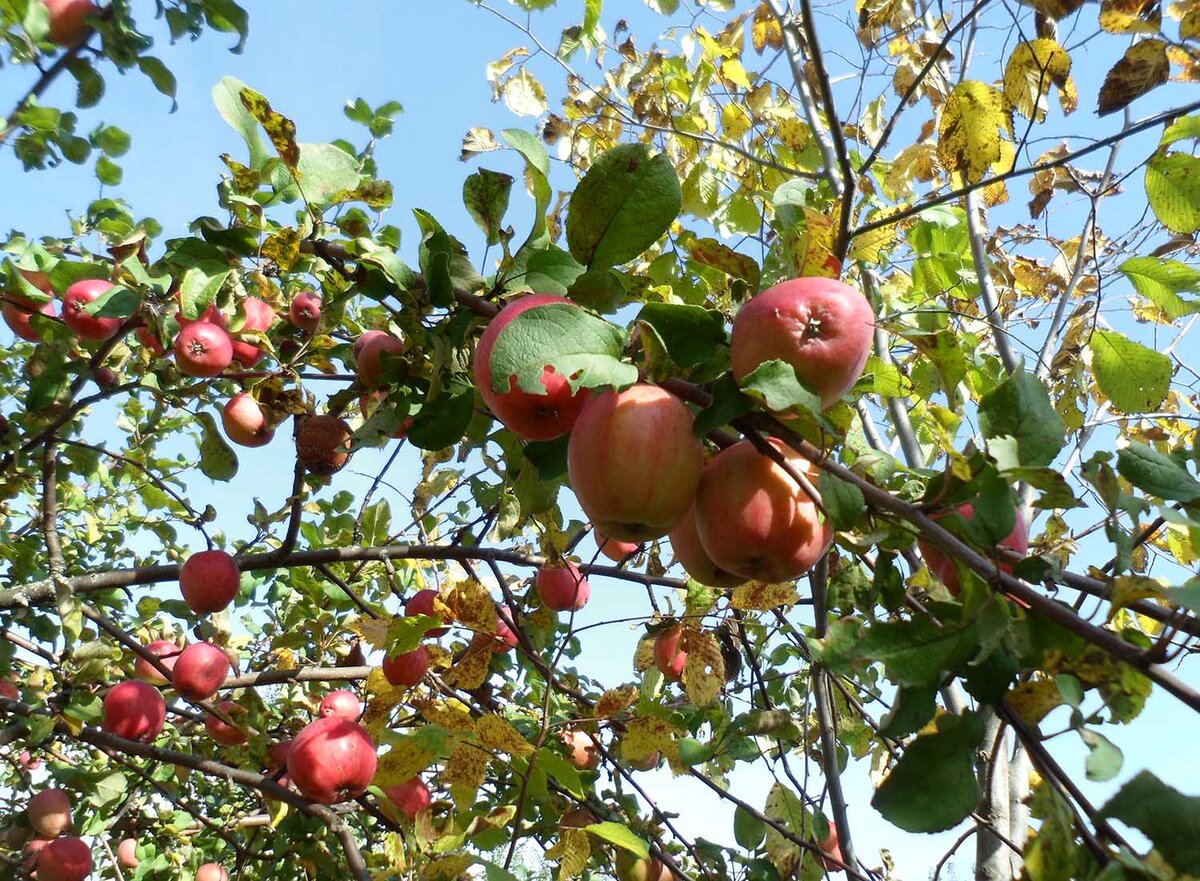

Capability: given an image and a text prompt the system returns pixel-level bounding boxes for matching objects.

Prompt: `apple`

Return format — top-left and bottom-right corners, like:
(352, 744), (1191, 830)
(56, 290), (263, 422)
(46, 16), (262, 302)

(135, 323), (166, 355)
(917, 502), (1029, 596)
(196, 864), (229, 881)
(27, 789), (71, 838)
(116, 838), (138, 869)
(102, 680), (165, 742)
(267, 739), (293, 789)
(172, 642), (230, 701)
(385, 777), (431, 821)
(296, 414), (352, 476)
(34, 836), (91, 881)
(62, 279), (121, 341)
(694, 438), (832, 582)
(491, 605), (519, 653)
(221, 393), (275, 448)
(134, 640), (183, 684)
(289, 290), (322, 333)
(286, 716), (378, 804)
(536, 561), (590, 612)
(318, 690), (361, 720)
(355, 330), (405, 389)
(730, 277), (875, 410)
(179, 548), (240, 614)
(93, 366), (117, 389)
(653, 625), (687, 682)
(0, 676), (19, 709)
(669, 503), (746, 589)
(44, 0), (97, 46)
(19, 751), (42, 771)
(617, 852), (674, 881)
(175, 321), (233, 377)
(567, 384), (704, 542)
(382, 646), (429, 687)
(3, 270), (55, 340)
(593, 528), (639, 563)
(229, 297), (276, 367)
(405, 589), (448, 636)
(360, 391), (413, 439)
(473, 294), (593, 441)
(205, 701), (247, 746)
(560, 807), (598, 829)
(22, 837), (51, 874)
(815, 821), (844, 871)
(626, 749), (661, 772)
(562, 730), (599, 770)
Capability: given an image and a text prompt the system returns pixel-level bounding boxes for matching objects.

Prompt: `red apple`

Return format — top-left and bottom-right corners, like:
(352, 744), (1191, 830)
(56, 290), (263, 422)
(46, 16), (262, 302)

(296, 414), (352, 476)
(385, 777), (431, 821)
(289, 290), (322, 333)
(229, 297), (276, 367)
(653, 625), (687, 682)
(286, 716), (377, 804)
(731, 277), (875, 410)
(567, 384), (704, 542)
(669, 503), (746, 588)
(34, 835), (93, 881)
(134, 640), (183, 684)
(221, 393), (274, 447)
(355, 331), (405, 389)
(815, 822), (844, 871)
(3, 270), (55, 341)
(268, 739), (293, 769)
(116, 838), (138, 869)
(62, 279), (120, 341)
(382, 646), (429, 688)
(617, 852), (674, 881)
(172, 642), (230, 701)
(175, 321), (233, 377)
(19, 750), (42, 771)
(102, 680), (165, 742)
(473, 294), (593, 441)
(536, 561), (590, 612)
(694, 438), (832, 582)
(27, 789), (71, 838)
(626, 749), (661, 772)
(0, 677), (19, 707)
(22, 837), (51, 874)
(44, 0), (97, 46)
(561, 807), (598, 829)
(405, 589), (448, 636)
(179, 549), (240, 615)
(135, 323), (166, 355)
(917, 502), (1029, 596)
(593, 528), (639, 563)
(205, 701), (248, 746)
(196, 864), (229, 881)
(491, 605), (519, 653)
(318, 690), (361, 720)
(562, 730), (600, 770)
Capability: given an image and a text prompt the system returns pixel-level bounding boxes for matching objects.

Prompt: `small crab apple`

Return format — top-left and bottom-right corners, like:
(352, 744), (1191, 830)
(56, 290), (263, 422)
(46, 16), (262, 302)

(172, 642), (230, 701)
(45, 0), (98, 46)
(318, 690), (361, 720)
(62, 279), (121, 341)
(221, 393), (275, 448)
(134, 640), (183, 684)
(405, 589), (449, 637)
(296, 414), (352, 476)
(653, 624), (687, 682)
(355, 330), (405, 389)
(135, 323), (166, 355)
(593, 528), (639, 563)
(179, 549), (240, 615)
(205, 702), (248, 746)
(536, 561), (590, 612)
(33, 836), (92, 881)
(491, 605), (519, 653)
(27, 789), (71, 838)
(175, 320), (233, 377)
(289, 290), (322, 333)
(102, 680), (166, 742)
(562, 730), (600, 771)
(385, 777), (431, 821)
(286, 716), (377, 804)
(382, 646), (429, 688)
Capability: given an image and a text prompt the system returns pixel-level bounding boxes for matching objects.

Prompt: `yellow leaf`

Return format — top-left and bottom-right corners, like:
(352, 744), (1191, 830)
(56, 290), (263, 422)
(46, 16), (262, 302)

(681, 630), (725, 707)
(752, 3), (783, 53)
(417, 698), (477, 733)
(1097, 39), (1169, 116)
(261, 227), (301, 271)
(443, 580), (496, 637)
(763, 783), (813, 877)
(1003, 39), (1073, 121)
(443, 743), (489, 808)
(1006, 678), (1063, 725)
(477, 715), (534, 757)
(361, 669), (405, 737)
(884, 143), (940, 198)
(624, 715), (683, 767)
(595, 685), (639, 718)
(722, 58), (753, 90)
(239, 86), (299, 169)
(731, 581), (801, 611)
(937, 80), (1013, 184)
(776, 118), (811, 152)
(1182, 6), (1200, 38)
(1100, 0), (1163, 32)
(503, 69), (548, 118)
(722, 103), (753, 140)
(271, 648), (298, 671)
(423, 855), (476, 880)
(1106, 575), (1167, 620)
(350, 616), (391, 650)
(848, 212), (899, 264)
(374, 736), (438, 789)
(268, 798), (288, 829)
(632, 634), (656, 672)
(442, 640), (493, 691)
(780, 207), (843, 278)
(546, 828), (592, 880)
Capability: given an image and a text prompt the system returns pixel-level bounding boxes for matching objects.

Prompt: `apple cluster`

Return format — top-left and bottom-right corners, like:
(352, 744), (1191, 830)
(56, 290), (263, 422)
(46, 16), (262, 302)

(3, 788), (92, 881)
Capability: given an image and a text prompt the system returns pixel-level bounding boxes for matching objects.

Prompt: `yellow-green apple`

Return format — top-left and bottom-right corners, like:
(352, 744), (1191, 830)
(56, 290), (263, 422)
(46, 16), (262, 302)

(45, 0), (97, 46)
(567, 384), (704, 542)
(405, 589), (448, 636)
(174, 321), (233, 377)
(286, 716), (377, 804)
(171, 642), (230, 701)
(731, 277), (874, 409)
(205, 701), (247, 746)
(653, 625), (687, 682)
(381, 646), (429, 687)
(117, 838), (138, 869)
(3, 270), (54, 340)
(318, 690), (361, 720)
(355, 330), (405, 389)
(694, 438), (832, 582)
(593, 528), (639, 563)
(562, 730), (600, 770)
(288, 290), (321, 333)
(134, 640), (183, 684)
(62, 279), (120, 341)
(179, 549), (240, 614)
(917, 502), (1029, 596)
(296, 415), (352, 476)
(27, 789), (71, 837)
(102, 680), (165, 742)
(669, 503), (745, 588)
(617, 852), (674, 881)
(221, 393), (274, 448)
(32, 836), (91, 881)
(536, 561), (590, 612)
(473, 294), (592, 440)
(385, 777), (431, 821)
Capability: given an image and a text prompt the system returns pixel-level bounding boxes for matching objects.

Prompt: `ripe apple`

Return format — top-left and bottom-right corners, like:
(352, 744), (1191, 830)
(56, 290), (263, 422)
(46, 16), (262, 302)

(318, 690), (362, 720)
(135, 323), (166, 355)
(917, 502), (1029, 596)
(19, 750), (42, 771)
(385, 777), (431, 821)
(562, 730), (599, 770)
(286, 716), (378, 804)
(35, 836), (93, 881)
(405, 589), (448, 636)
(382, 646), (430, 687)
(593, 528), (639, 563)
(625, 749), (661, 772)
(567, 384), (704, 542)
(44, 0), (97, 46)
(617, 852), (673, 881)
(473, 294), (592, 441)
(27, 789), (71, 838)
(221, 393), (275, 448)
(102, 680), (165, 742)
(653, 625), (687, 682)
(815, 821), (844, 871)
(134, 640), (183, 684)
(175, 321), (233, 377)
(3, 270), (55, 341)
(355, 330), (405, 389)
(731, 277), (875, 410)
(205, 701), (248, 746)
(196, 864), (229, 881)
(560, 807), (598, 829)
(296, 414), (352, 476)
(117, 837), (138, 869)
(0, 677), (19, 708)
(229, 297), (276, 367)
(289, 290), (322, 333)
(172, 642), (230, 701)
(491, 605), (519, 653)
(536, 561), (590, 612)
(694, 438), (832, 582)
(22, 837), (51, 874)
(669, 503), (746, 589)
(62, 279), (121, 341)
(267, 739), (294, 789)
(179, 549), (240, 615)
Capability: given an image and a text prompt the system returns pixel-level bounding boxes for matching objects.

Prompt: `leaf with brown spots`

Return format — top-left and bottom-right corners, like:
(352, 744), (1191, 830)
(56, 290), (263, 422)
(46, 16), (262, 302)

(596, 684), (639, 718)
(476, 714), (534, 757)
(937, 81), (1013, 184)
(731, 581), (801, 611)
(752, 3), (783, 53)
(681, 629), (725, 706)
(688, 236), (762, 290)
(1097, 39), (1169, 115)
(239, 87), (300, 169)
(1100, 0), (1163, 32)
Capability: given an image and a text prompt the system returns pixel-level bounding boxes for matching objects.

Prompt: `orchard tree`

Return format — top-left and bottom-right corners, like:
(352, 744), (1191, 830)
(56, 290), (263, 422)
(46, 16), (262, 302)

(0, 1), (1198, 880)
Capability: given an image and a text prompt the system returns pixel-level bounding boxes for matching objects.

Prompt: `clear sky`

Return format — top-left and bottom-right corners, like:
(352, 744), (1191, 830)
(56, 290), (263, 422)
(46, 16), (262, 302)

(2, 3), (1196, 880)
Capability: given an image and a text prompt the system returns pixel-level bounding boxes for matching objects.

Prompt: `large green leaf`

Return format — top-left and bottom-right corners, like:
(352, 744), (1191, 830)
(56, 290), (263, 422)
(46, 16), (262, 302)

(634, 303), (726, 369)
(1090, 329), (1171, 413)
(196, 412), (238, 482)
(1100, 772), (1200, 873)
(1119, 256), (1200, 320)
(1116, 442), (1200, 502)
(463, 168), (513, 246)
(1145, 152), (1200, 234)
(583, 822), (649, 859)
(977, 370), (1066, 468)
(212, 76), (270, 166)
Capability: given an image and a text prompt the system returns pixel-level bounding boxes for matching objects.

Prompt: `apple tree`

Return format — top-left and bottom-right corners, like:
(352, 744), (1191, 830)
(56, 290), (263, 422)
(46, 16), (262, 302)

(1, 1), (1199, 880)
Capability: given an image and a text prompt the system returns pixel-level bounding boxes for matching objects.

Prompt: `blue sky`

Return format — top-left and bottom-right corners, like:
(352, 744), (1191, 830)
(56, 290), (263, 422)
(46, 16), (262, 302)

(3, 2), (1197, 879)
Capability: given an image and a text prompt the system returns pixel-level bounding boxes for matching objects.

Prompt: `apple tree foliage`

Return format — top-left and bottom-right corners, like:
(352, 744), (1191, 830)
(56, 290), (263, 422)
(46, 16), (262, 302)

(1, 0), (1199, 880)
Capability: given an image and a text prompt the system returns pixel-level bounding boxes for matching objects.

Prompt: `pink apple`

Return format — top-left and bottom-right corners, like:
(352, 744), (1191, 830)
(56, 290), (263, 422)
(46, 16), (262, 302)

(102, 680), (165, 742)
(196, 864), (229, 881)
(286, 716), (377, 804)
(917, 502), (1029, 596)
(669, 502), (746, 588)
(405, 589), (449, 636)
(654, 625), (687, 682)
(134, 640), (183, 684)
(318, 690), (361, 720)
(593, 528), (640, 563)
(289, 290), (322, 333)
(382, 646), (429, 687)
(816, 821), (844, 871)
(536, 561), (590, 612)
(116, 837), (138, 869)
(205, 701), (248, 746)
(385, 776), (431, 821)
(3, 270), (54, 341)
(135, 323), (166, 355)
(179, 549), (240, 615)
(355, 331), (405, 389)
(62, 279), (121, 341)
(44, 0), (97, 46)
(174, 321), (233, 377)
(491, 605), (519, 653)
(171, 642), (230, 701)
(562, 729), (600, 770)
(33, 835), (91, 881)
(221, 393), (274, 447)
(229, 297), (276, 367)
(27, 789), (71, 838)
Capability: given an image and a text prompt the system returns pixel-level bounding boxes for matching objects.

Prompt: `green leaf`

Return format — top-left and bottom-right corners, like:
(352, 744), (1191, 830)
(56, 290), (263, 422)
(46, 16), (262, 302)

(1119, 257), (1200, 320)
(522, 247), (586, 296)
(566, 144), (682, 269)
(1079, 728), (1123, 782)
(537, 751), (584, 797)
(502, 128), (552, 252)
(693, 374), (754, 436)
(213, 77), (269, 166)
(178, 266), (231, 320)
(407, 387), (475, 451)
(584, 822), (649, 858)
(879, 684), (938, 738)
(202, 0), (250, 53)
(818, 472), (865, 532)
(816, 616), (978, 688)
(567, 268), (626, 313)
(977, 369), (1066, 468)
(734, 806), (766, 850)
(94, 155), (122, 186)
(92, 124), (131, 157)
(871, 711), (984, 832)
(196, 412), (239, 482)
(634, 303), (726, 369)
(67, 59), (105, 109)
(1100, 771), (1200, 874)
(463, 169), (514, 246)
(1116, 442), (1200, 502)
(272, 143), (363, 208)
(137, 58), (178, 110)
(687, 237), (762, 291)
(1090, 330), (1171, 413)
(488, 302), (637, 395)
(84, 285), (140, 319)
(89, 771), (128, 807)
(479, 860), (522, 881)
(1145, 152), (1200, 234)
(739, 359), (823, 417)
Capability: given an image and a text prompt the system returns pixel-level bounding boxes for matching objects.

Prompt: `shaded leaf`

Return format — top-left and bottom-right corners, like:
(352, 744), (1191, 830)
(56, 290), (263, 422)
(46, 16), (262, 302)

(1097, 39), (1168, 115)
